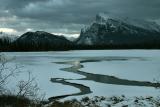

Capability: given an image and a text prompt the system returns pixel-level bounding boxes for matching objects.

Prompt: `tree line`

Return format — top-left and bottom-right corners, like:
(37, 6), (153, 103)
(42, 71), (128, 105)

(1, 37), (160, 52)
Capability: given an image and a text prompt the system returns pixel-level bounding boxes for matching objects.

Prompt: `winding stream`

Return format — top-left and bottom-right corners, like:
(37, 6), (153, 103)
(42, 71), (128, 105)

(49, 57), (160, 101)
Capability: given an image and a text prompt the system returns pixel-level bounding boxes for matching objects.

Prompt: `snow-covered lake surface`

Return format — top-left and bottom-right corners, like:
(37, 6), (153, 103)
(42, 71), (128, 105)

(3, 50), (160, 100)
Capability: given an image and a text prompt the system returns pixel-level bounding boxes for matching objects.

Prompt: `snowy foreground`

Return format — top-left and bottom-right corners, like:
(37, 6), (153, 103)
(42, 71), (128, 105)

(2, 50), (160, 106)
(50, 96), (160, 107)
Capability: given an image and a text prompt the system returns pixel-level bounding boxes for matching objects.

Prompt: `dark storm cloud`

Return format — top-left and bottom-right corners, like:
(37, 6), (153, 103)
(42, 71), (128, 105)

(0, 0), (160, 35)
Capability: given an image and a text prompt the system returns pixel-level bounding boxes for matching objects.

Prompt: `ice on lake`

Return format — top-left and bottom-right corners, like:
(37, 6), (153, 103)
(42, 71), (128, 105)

(3, 50), (160, 100)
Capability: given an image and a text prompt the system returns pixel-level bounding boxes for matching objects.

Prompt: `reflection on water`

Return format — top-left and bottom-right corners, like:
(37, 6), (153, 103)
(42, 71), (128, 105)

(50, 57), (160, 100)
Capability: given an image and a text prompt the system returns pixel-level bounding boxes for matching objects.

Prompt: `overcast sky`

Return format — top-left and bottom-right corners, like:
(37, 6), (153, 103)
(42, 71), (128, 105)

(0, 0), (160, 37)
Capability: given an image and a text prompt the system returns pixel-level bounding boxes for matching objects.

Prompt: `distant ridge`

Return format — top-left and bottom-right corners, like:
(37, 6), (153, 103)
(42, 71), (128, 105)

(11, 31), (73, 51)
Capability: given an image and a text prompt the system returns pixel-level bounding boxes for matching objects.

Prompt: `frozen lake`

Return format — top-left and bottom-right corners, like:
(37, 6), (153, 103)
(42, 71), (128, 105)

(3, 50), (160, 100)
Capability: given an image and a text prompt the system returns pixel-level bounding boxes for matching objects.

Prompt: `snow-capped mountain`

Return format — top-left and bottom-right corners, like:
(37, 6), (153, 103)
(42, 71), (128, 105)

(95, 13), (160, 32)
(76, 13), (160, 46)
(0, 32), (18, 42)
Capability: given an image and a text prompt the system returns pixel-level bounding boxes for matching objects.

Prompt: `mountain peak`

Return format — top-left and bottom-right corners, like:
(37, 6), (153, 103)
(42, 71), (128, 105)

(76, 13), (160, 46)
(95, 13), (123, 24)
(13, 31), (73, 51)
(35, 31), (48, 34)
(95, 13), (160, 32)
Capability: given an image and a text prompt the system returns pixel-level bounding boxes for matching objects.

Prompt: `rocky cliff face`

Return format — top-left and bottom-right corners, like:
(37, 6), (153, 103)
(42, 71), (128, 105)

(76, 13), (160, 46)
